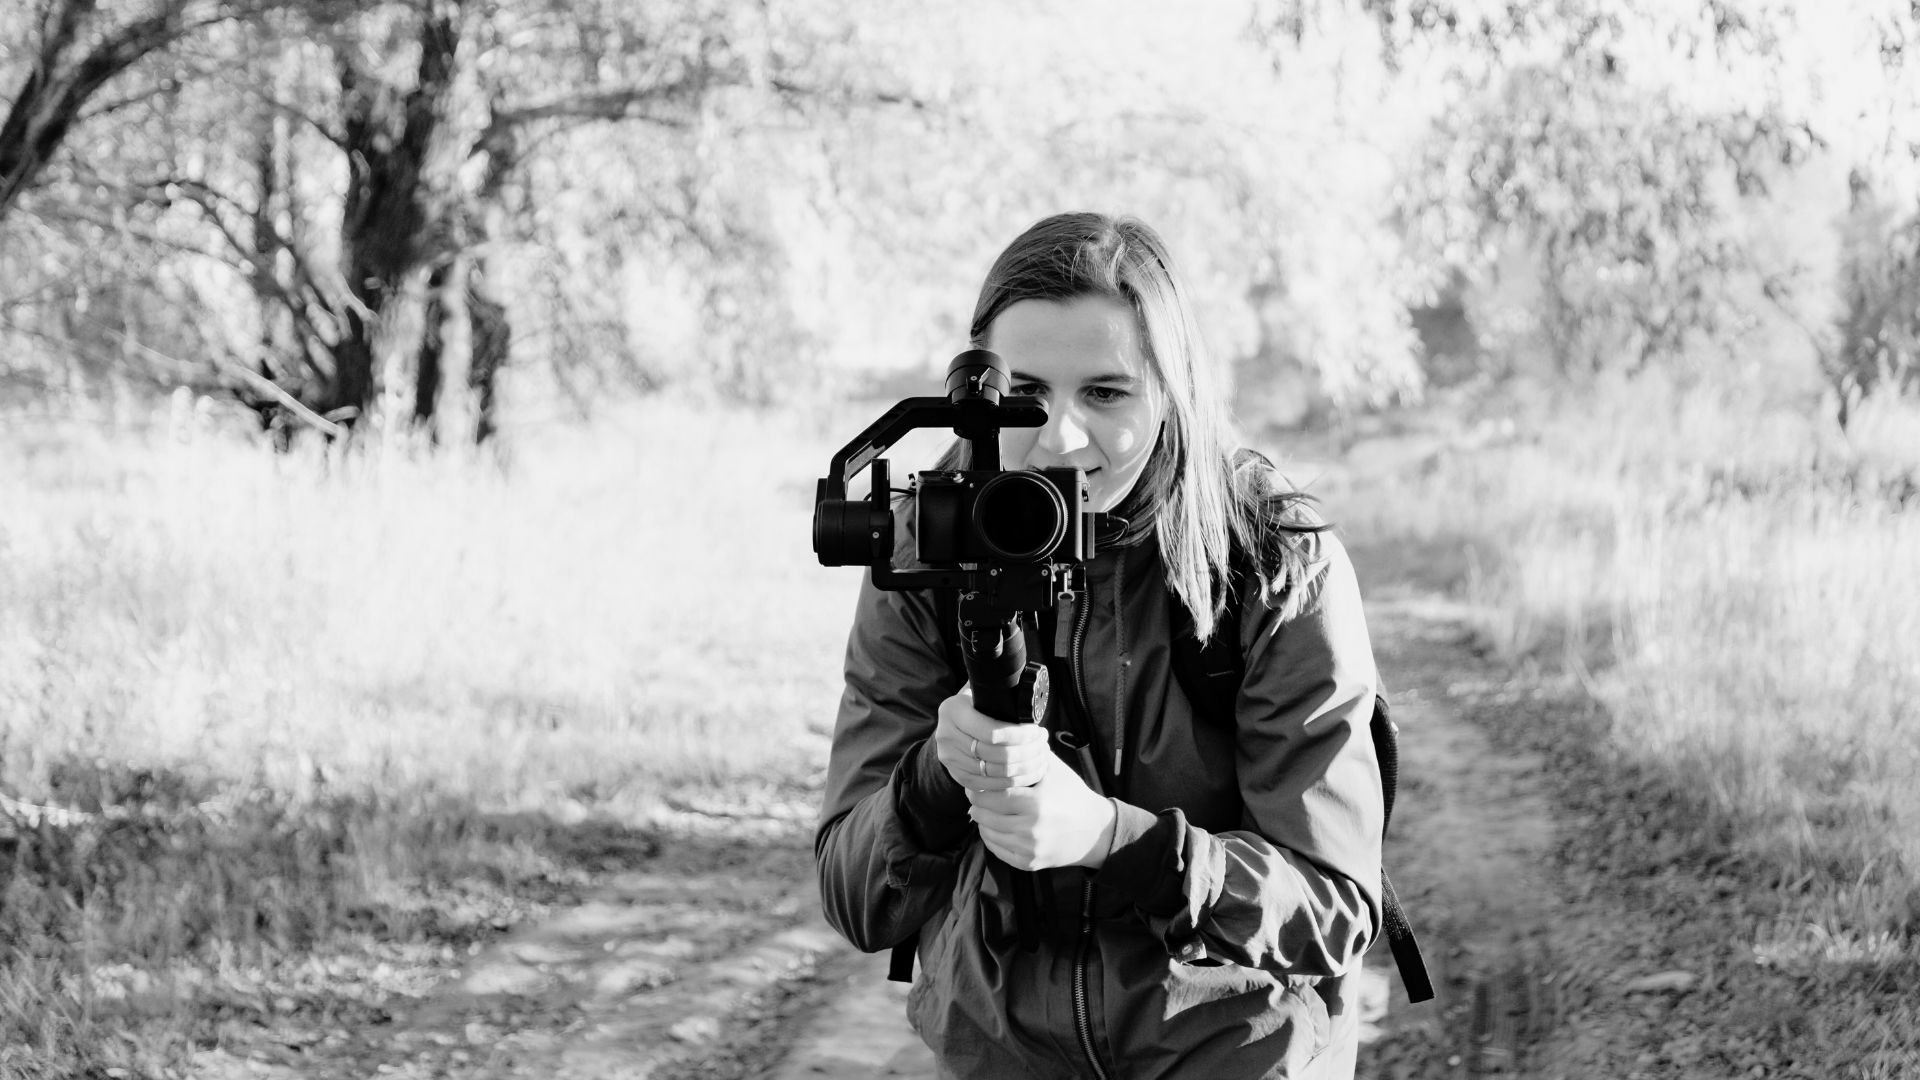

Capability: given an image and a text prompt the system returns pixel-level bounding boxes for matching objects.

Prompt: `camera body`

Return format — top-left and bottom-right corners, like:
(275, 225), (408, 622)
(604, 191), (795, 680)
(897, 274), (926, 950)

(915, 467), (1089, 566)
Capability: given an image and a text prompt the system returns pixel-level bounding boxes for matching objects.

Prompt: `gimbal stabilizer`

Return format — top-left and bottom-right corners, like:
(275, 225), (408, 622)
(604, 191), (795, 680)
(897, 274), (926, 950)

(814, 349), (1096, 949)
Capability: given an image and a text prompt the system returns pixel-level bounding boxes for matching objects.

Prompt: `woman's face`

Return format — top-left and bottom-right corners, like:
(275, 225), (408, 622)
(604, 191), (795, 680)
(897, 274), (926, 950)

(986, 295), (1167, 513)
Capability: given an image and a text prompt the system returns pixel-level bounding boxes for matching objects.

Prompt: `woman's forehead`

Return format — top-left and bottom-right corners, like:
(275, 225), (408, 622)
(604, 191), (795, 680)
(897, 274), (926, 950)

(987, 296), (1148, 379)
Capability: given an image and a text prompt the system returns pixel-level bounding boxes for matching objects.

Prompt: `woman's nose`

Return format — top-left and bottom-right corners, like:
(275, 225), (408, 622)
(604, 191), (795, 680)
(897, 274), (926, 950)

(1036, 404), (1090, 456)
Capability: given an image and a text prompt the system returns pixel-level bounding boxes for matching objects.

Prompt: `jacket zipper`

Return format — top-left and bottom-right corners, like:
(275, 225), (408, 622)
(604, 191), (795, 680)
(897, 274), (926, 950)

(1111, 553), (1127, 788)
(1072, 878), (1111, 1080)
(1070, 591), (1093, 746)
(1066, 600), (1110, 1080)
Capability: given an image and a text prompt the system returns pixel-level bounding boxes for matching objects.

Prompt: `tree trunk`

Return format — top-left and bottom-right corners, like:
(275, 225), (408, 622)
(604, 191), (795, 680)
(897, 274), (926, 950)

(468, 262), (510, 445)
(415, 256), (469, 440)
(326, 7), (464, 425)
(412, 100), (517, 447)
(414, 252), (510, 446)
(416, 262), (449, 429)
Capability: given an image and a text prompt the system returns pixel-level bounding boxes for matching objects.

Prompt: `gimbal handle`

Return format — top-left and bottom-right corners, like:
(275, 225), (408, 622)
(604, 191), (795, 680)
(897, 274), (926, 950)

(956, 594), (1051, 953)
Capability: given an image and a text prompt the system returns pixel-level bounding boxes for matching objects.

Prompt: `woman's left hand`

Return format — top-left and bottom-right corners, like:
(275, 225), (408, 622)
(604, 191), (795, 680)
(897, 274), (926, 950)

(967, 762), (1118, 871)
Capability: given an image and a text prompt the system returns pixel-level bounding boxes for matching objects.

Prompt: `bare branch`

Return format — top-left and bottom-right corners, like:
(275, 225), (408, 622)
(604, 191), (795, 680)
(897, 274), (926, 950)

(238, 84), (348, 150)
(490, 85), (705, 131)
(767, 76), (930, 112)
(163, 179), (344, 358)
(0, 0), (317, 218)
(37, 198), (232, 264)
(220, 352), (345, 437)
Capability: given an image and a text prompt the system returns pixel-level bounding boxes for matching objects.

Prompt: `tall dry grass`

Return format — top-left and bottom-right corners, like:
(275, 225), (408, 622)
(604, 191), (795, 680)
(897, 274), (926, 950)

(1318, 374), (1920, 962)
(5, 400), (856, 801)
(0, 398), (864, 1073)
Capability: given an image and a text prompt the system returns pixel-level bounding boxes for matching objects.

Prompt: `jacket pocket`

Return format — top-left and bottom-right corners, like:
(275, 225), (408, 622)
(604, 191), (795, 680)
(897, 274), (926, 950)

(905, 903), (953, 1040)
(1291, 976), (1336, 1065)
(906, 842), (985, 1042)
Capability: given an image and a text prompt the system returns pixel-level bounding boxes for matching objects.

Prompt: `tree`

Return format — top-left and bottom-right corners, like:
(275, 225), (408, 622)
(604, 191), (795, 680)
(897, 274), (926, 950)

(193, 0), (911, 443)
(0, 0), (346, 419)
(0, 0), (339, 225)
(1254, 0), (1920, 422)
(0, 0), (925, 443)
(1830, 172), (1920, 427)
(1, 0), (211, 221)
(13, 0), (1612, 434)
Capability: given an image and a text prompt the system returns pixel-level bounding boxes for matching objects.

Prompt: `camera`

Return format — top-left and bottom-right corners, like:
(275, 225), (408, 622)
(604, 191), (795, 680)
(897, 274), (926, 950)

(811, 349), (1094, 612)
(915, 467), (1088, 565)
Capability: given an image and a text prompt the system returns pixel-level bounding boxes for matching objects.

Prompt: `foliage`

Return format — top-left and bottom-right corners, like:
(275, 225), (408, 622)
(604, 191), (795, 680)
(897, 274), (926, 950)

(6, 0), (1920, 437)
(1, 1), (1457, 437)
(1832, 176), (1920, 424)
(1407, 64), (1813, 375)
(0, 0), (921, 441)
(1257, 0), (1920, 423)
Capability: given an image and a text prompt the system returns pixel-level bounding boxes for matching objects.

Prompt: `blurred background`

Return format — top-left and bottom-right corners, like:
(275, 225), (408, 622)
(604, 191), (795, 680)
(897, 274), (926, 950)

(3, 0), (1918, 1075)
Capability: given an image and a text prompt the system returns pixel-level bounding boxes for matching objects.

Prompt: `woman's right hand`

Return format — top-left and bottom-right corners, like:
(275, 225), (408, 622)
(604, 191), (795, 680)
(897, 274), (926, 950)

(934, 690), (1052, 792)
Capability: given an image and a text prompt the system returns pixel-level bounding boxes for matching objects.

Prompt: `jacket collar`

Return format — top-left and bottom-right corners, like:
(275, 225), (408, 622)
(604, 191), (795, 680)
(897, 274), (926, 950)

(1085, 515), (1161, 583)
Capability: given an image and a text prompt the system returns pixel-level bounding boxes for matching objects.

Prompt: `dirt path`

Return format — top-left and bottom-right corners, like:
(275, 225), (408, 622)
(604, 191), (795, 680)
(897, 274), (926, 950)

(1351, 594), (1606, 1077)
(205, 588), (1810, 1078)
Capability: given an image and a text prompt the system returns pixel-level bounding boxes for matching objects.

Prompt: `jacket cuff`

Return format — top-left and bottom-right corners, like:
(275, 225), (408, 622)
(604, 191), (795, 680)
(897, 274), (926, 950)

(1092, 802), (1189, 917)
(887, 738), (973, 875)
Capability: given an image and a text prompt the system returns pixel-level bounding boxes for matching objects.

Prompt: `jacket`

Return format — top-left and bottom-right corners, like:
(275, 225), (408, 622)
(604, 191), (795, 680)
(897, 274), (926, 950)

(814, 509), (1384, 1079)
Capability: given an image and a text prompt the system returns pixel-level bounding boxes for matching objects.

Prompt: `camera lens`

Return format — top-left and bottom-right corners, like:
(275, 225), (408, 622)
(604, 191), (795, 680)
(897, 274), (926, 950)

(971, 471), (1068, 562)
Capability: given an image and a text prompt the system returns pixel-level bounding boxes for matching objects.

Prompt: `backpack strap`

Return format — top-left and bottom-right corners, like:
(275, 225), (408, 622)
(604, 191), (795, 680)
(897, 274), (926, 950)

(888, 938), (918, 982)
(1169, 576), (1434, 1004)
(1365, 696), (1434, 1003)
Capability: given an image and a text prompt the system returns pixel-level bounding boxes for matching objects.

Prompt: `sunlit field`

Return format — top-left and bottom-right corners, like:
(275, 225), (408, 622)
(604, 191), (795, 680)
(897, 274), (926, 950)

(1318, 375), (1920, 967)
(4, 374), (1918, 1071)
(4, 402), (858, 801)
(0, 399), (863, 1071)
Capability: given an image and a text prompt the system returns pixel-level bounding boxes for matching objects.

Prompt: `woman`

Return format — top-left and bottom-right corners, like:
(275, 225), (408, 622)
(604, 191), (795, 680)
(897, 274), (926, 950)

(815, 212), (1383, 1079)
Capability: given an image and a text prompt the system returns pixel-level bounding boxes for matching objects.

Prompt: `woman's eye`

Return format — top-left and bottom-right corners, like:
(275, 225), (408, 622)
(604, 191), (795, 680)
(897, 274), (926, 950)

(1009, 382), (1045, 397)
(1087, 386), (1130, 404)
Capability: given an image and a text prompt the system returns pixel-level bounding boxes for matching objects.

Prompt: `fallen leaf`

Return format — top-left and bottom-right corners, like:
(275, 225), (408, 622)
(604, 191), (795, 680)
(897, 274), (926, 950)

(1623, 971), (1698, 995)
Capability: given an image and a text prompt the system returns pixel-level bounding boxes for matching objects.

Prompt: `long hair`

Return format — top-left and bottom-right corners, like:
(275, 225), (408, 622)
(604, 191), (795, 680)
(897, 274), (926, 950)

(940, 212), (1324, 641)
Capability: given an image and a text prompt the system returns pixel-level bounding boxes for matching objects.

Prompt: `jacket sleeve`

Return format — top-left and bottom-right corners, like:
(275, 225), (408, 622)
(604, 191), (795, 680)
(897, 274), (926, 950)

(1092, 533), (1384, 977)
(814, 568), (973, 953)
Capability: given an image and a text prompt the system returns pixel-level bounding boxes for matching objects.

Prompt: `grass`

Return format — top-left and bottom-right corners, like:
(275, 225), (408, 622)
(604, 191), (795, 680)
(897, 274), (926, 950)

(6, 400), (856, 796)
(1308, 371), (1920, 965)
(0, 398), (861, 1075)
(7, 374), (1918, 1073)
